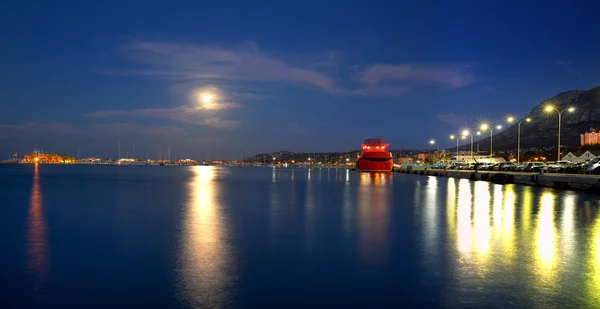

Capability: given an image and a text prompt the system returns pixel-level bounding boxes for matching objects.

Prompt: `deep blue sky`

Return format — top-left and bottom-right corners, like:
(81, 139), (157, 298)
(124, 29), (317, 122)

(1, 0), (599, 159)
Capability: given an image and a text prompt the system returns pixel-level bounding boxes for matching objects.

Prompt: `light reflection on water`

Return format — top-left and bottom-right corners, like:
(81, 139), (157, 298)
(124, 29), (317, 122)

(27, 164), (48, 286)
(177, 166), (235, 309)
(357, 172), (391, 264)
(433, 176), (600, 307)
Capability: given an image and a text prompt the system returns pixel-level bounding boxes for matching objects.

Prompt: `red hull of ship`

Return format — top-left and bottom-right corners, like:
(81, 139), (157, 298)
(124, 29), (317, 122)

(356, 138), (394, 172)
(356, 157), (393, 172)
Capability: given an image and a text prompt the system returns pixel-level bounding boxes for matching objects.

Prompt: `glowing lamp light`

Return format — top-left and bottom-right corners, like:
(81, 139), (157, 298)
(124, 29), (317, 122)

(567, 107), (575, 112)
(462, 130), (470, 136)
(544, 105), (554, 113)
(450, 135), (455, 139)
(480, 123), (489, 131)
(429, 140), (435, 145)
(526, 117), (531, 122)
(507, 116), (515, 123)
(496, 125), (502, 130)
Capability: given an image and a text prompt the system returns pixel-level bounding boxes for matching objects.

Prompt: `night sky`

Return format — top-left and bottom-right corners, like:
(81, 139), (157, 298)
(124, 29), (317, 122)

(1, 1), (599, 159)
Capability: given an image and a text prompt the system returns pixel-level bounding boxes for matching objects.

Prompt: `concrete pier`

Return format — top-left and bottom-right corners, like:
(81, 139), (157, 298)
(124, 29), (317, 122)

(394, 167), (600, 192)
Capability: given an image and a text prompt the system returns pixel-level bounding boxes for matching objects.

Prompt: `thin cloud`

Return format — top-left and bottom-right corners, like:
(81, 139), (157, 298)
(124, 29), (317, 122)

(200, 117), (240, 130)
(87, 105), (241, 124)
(359, 64), (473, 89)
(116, 41), (335, 90)
(100, 40), (474, 97)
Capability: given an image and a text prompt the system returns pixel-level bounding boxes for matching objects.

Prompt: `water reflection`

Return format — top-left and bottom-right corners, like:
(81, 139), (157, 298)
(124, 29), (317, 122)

(27, 164), (48, 284)
(357, 172), (391, 264)
(178, 166), (234, 309)
(587, 207), (600, 307)
(535, 192), (557, 277)
(423, 176), (438, 258)
(441, 178), (600, 307)
(304, 167), (316, 249)
(456, 179), (472, 254)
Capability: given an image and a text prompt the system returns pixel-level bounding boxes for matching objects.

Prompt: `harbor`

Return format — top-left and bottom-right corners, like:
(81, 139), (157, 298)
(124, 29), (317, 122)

(394, 166), (600, 192)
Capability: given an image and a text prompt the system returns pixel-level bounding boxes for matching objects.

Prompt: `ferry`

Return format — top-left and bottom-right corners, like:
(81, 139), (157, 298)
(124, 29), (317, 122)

(356, 138), (394, 172)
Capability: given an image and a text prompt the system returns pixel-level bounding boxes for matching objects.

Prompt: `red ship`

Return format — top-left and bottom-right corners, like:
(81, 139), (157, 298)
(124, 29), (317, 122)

(356, 138), (394, 172)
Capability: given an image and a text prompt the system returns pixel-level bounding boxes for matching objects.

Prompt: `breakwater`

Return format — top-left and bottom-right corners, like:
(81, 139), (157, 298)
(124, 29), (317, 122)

(394, 168), (600, 192)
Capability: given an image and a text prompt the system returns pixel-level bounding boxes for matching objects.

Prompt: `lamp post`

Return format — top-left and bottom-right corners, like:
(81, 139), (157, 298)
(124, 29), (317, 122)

(544, 105), (575, 161)
(506, 116), (531, 163)
(428, 140), (435, 163)
(480, 124), (502, 158)
(461, 129), (473, 157)
(450, 135), (459, 159)
(476, 131), (481, 153)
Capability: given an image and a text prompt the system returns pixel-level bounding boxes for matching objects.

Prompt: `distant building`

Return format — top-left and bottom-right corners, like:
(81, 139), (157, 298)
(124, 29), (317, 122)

(397, 157), (414, 164)
(581, 128), (599, 146)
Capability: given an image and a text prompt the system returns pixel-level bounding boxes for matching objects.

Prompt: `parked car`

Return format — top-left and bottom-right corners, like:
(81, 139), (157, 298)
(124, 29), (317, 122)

(501, 163), (517, 171)
(545, 161), (571, 173)
(524, 162), (546, 172)
(586, 158), (600, 174)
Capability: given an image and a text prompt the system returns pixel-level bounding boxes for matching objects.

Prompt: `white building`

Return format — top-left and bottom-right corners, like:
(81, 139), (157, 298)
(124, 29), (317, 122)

(452, 155), (506, 164)
(563, 151), (600, 163)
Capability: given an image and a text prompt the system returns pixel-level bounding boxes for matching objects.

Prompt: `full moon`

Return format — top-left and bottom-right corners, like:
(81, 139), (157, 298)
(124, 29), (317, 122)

(202, 93), (213, 103)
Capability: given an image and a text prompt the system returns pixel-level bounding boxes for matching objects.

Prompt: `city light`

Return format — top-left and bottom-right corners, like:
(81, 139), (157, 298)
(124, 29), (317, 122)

(507, 116), (515, 123)
(480, 123), (489, 131)
(462, 130), (470, 137)
(496, 125), (502, 130)
(430, 140), (435, 145)
(450, 135), (456, 139)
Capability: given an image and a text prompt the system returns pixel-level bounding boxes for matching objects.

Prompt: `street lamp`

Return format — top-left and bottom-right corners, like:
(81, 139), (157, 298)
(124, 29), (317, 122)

(450, 135), (459, 159)
(506, 116), (532, 163)
(461, 129), (474, 157)
(544, 104), (575, 161)
(428, 140), (435, 163)
(476, 131), (481, 153)
(480, 123), (502, 158)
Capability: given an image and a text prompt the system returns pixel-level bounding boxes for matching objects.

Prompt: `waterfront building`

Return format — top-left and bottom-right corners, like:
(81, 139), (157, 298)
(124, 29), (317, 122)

(563, 150), (600, 163)
(581, 128), (599, 146)
(451, 155), (505, 164)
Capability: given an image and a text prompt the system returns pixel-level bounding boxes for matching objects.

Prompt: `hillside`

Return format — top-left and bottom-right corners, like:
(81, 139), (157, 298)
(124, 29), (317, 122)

(478, 85), (600, 150)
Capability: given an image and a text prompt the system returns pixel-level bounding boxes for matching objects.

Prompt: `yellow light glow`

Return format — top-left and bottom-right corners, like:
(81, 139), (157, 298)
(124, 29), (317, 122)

(480, 123), (489, 131)
(544, 105), (554, 113)
(536, 192), (557, 272)
(568, 107), (575, 112)
(178, 166), (233, 308)
(507, 116), (515, 123)
(456, 179), (472, 254)
(496, 125), (502, 130)
(202, 93), (213, 103)
(462, 129), (470, 136)
(450, 135), (455, 139)
(526, 117), (532, 122)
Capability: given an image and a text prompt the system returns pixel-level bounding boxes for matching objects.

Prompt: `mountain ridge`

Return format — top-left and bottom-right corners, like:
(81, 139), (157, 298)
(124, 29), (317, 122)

(478, 85), (600, 151)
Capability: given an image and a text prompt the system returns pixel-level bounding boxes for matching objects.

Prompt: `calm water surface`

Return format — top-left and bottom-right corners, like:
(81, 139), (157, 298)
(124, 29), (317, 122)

(1, 165), (599, 308)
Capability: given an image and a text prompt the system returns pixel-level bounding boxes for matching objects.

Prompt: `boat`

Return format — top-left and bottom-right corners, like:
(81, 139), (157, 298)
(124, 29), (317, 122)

(356, 138), (394, 172)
